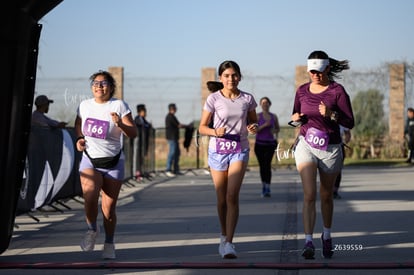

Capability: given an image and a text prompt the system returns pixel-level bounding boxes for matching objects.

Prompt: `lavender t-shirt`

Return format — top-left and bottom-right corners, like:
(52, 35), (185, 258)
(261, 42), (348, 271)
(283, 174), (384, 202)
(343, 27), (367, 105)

(292, 82), (354, 144)
(204, 90), (257, 151)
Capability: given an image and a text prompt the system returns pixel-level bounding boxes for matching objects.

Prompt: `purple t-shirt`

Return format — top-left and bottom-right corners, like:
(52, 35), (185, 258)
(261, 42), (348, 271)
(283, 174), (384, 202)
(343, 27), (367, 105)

(292, 82), (354, 144)
(204, 90), (257, 151)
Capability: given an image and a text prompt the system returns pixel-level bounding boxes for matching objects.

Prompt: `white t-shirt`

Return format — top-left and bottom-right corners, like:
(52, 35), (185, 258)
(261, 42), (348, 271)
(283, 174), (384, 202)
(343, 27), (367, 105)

(77, 98), (131, 158)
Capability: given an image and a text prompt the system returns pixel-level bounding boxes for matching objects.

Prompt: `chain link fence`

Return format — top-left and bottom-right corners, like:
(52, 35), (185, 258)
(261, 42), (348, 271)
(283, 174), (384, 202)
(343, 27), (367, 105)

(35, 63), (414, 160)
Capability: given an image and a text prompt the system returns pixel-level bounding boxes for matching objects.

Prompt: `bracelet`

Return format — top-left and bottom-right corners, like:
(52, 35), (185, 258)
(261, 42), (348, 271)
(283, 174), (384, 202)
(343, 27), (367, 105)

(76, 136), (85, 142)
(330, 111), (339, 122)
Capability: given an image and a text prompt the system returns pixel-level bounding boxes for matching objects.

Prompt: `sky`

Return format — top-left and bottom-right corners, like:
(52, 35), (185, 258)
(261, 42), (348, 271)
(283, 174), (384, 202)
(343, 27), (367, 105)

(36, 0), (414, 79)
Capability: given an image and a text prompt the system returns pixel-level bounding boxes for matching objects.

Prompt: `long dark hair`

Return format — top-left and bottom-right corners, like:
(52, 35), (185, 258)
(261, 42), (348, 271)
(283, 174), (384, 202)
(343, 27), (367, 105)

(308, 50), (349, 81)
(206, 81), (224, 92)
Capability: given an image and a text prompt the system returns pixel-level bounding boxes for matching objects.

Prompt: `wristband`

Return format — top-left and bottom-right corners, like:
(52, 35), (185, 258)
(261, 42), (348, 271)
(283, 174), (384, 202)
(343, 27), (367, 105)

(330, 111), (339, 122)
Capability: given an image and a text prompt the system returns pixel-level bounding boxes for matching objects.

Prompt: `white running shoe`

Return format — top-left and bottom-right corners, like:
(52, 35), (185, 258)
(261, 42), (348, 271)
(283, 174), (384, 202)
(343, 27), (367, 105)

(165, 171), (176, 178)
(102, 243), (116, 259)
(218, 235), (226, 257)
(223, 242), (237, 259)
(80, 229), (98, 252)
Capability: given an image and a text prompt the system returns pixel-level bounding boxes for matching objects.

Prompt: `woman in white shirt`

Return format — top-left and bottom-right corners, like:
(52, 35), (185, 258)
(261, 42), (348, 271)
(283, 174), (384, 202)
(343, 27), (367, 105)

(75, 70), (137, 260)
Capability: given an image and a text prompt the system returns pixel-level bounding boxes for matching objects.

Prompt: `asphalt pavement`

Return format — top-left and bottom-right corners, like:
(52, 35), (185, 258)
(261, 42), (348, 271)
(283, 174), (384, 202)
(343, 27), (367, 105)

(1, 165), (414, 275)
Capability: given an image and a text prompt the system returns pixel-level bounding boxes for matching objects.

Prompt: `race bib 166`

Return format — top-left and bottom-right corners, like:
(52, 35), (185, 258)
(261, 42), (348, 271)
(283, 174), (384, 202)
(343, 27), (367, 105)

(83, 118), (109, 139)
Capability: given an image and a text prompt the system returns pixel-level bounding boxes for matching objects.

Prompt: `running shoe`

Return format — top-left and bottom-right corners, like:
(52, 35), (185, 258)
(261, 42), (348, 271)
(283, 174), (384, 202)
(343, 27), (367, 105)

(301, 241), (315, 259)
(222, 242), (237, 259)
(80, 229), (98, 252)
(264, 187), (271, 197)
(218, 235), (226, 257)
(261, 186), (271, 198)
(165, 171), (176, 178)
(102, 243), (116, 259)
(321, 234), (334, 258)
(261, 187), (267, 198)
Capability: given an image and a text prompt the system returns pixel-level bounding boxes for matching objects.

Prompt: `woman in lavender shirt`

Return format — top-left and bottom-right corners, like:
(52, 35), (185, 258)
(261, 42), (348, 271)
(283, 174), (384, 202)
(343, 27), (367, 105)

(198, 60), (258, 259)
(291, 51), (354, 260)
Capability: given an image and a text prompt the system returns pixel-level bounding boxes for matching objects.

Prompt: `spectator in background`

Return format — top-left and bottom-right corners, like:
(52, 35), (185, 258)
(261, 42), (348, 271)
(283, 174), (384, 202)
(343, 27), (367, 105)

(404, 107), (414, 163)
(134, 104), (153, 177)
(135, 104), (152, 144)
(31, 95), (67, 128)
(165, 103), (188, 177)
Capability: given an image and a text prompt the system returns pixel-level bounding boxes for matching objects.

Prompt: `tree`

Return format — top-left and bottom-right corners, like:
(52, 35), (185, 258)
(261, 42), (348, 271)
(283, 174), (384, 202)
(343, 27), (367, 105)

(351, 89), (387, 158)
(352, 89), (387, 140)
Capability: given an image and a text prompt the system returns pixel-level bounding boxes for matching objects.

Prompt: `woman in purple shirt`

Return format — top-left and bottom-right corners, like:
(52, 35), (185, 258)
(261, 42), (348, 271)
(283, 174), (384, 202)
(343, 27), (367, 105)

(291, 50), (354, 260)
(254, 97), (280, 197)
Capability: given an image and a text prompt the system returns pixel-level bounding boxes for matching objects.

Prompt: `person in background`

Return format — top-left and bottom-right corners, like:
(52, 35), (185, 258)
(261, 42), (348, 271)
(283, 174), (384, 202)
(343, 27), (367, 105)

(165, 103), (188, 177)
(31, 95), (67, 128)
(404, 107), (414, 163)
(254, 96), (280, 197)
(75, 70), (137, 260)
(134, 104), (153, 178)
(135, 104), (152, 151)
(290, 50), (354, 260)
(333, 125), (351, 199)
(198, 60), (258, 259)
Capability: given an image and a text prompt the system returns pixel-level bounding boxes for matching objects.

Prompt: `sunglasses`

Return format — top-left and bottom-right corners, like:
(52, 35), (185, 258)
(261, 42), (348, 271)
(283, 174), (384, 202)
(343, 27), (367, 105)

(309, 70), (323, 75)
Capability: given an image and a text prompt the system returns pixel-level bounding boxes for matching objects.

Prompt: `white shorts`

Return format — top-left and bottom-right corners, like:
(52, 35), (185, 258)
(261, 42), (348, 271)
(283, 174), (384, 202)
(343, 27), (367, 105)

(294, 136), (343, 173)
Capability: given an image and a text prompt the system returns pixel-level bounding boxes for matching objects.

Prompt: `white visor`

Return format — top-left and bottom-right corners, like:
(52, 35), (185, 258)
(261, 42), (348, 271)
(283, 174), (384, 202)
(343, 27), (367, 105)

(307, 59), (329, 72)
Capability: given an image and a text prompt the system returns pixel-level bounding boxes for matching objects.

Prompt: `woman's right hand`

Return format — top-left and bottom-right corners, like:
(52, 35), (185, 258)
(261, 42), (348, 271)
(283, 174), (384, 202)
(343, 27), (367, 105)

(214, 127), (226, 137)
(291, 112), (303, 121)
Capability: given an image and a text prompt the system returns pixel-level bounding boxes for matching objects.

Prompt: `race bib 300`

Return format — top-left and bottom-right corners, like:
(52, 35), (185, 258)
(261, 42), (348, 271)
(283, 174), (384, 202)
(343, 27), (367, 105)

(305, 127), (329, 151)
